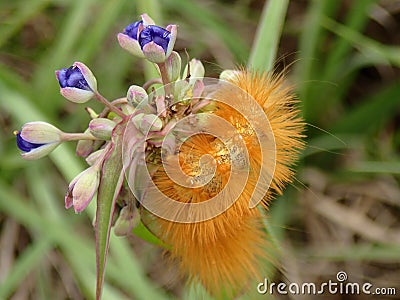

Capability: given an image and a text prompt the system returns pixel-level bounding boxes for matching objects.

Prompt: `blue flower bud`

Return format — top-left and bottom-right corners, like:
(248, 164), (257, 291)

(138, 25), (177, 63)
(15, 129), (60, 160)
(139, 25), (170, 53)
(16, 132), (45, 152)
(117, 14), (155, 58)
(118, 14), (176, 63)
(55, 62), (97, 103)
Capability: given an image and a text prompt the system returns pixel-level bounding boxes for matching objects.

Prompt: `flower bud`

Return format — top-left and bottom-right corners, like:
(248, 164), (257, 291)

(76, 129), (95, 157)
(85, 107), (99, 119)
(120, 103), (135, 115)
(166, 51), (181, 82)
(85, 149), (105, 166)
(132, 113), (163, 134)
(20, 121), (62, 143)
(138, 25), (177, 63)
(15, 122), (63, 160)
(183, 59), (205, 81)
(113, 206), (141, 236)
(142, 114), (163, 132)
(127, 85), (148, 107)
(117, 14), (155, 57)
(89, 118), (116, 140)
(65, 165), (100, 213)
(55, 62), (97, 103)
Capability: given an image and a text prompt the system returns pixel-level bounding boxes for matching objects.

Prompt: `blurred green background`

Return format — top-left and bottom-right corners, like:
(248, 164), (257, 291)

(0, 0), (399, 299)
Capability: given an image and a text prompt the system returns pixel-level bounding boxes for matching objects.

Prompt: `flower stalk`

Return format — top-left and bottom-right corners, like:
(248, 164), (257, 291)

(94, 92), (126, 119)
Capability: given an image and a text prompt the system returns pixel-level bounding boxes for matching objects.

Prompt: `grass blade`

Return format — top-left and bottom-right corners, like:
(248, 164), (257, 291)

(248, 0), (289, 71)
(331, 82), (400, 134)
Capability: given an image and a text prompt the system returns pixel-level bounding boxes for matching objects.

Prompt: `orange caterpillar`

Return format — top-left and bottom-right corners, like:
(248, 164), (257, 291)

(144, 70), (304, 298)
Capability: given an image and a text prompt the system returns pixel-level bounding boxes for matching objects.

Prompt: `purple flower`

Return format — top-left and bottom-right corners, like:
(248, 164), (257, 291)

(16, 132), (45, 152)
(117, 14), (177, 63)
(138, 25), (177, 63)
(55, 62), (97, 103)
(117, 14), (155, 58)
(123, 20), (143, 40)
(139, 25), (171, 53)
(57, 66), (91, 91)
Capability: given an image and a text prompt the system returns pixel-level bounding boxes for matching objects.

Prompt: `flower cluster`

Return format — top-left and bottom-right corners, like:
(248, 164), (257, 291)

(15, 14), (183, 216)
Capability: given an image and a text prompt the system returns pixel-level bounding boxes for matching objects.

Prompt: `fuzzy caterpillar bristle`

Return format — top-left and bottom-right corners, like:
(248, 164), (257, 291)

(143, 70), (305, 298)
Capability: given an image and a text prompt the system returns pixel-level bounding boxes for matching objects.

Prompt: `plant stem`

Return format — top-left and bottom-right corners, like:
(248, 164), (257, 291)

(61, 132), (98, 142)
(94, 92), (127, 119)
(157, 62), (172, 97)
(143, 78), (163, 91)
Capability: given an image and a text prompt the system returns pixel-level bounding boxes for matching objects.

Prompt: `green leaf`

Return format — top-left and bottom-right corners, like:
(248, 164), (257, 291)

(248, 0), (289, 71)
(347, 161), (400, 175)
(95, 126), (124, 300)
(132, 221), (169, 248)
(331, 82), (400, 134)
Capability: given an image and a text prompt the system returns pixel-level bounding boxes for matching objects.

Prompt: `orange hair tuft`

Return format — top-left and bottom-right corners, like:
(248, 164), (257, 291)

(143, 69), (305, 298)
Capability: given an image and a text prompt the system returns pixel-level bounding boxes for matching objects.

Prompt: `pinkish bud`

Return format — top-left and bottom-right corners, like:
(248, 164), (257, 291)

(166, 51), (181, 82)
(183, 59), (205, 82)
(127, 85), (148, 107)
(65, 165), (100, 213)
(113, 206), (141, 236)
(89, 118), (116, 140)
(132, 113), (163, 134)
